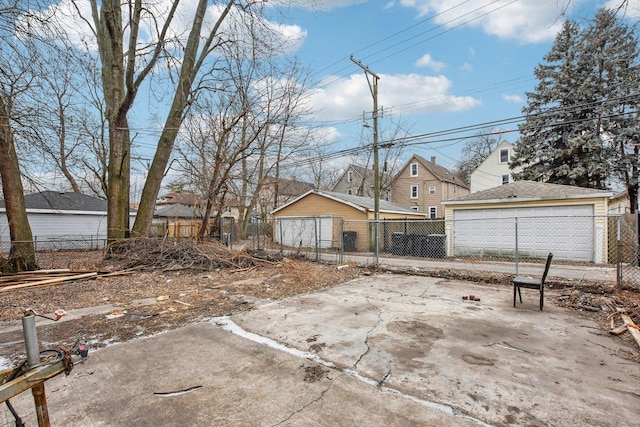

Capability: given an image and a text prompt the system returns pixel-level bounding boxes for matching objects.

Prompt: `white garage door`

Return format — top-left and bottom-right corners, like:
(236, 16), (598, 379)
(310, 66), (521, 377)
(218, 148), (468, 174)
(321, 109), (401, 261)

(275, 216), (333, 249)
(453, 205), (594, 261)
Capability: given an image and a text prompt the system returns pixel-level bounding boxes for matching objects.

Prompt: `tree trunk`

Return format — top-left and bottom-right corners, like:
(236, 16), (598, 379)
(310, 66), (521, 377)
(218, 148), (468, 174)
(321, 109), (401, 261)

(0, 96), (37, 271)
(132, 0), (234, 237)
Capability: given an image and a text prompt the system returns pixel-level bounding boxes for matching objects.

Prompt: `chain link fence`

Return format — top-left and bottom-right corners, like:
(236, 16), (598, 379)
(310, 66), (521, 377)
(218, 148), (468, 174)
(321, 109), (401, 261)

(233, 215), (638, 289)
(3, 214), (636, 289)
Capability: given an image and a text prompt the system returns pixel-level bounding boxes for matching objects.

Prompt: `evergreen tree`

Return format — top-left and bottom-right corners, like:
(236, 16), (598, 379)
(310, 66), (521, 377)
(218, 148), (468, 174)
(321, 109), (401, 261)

(512, 8), (640, 209)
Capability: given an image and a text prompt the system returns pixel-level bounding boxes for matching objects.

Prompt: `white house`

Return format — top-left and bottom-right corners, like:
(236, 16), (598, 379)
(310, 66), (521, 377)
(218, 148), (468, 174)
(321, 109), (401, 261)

(470, 141), (523, 193)
(0, 191), (136, 250)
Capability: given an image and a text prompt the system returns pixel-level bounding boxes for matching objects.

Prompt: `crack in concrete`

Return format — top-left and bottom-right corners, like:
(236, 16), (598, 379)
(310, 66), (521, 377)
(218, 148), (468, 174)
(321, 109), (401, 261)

(352, 299), (383, 370)
(212, 316), (496, 427)
(271, 373), (343, 427)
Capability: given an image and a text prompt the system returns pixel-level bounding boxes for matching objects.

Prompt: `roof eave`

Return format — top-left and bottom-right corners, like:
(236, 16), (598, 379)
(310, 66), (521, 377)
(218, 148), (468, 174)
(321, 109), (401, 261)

(442, 192), (613, 205)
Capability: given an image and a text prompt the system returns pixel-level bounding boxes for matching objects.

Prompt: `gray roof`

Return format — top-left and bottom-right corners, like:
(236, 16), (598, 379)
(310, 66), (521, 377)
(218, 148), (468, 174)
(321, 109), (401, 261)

(0, 191), (108, 211)
(154, 204), (213, 218)
(413, 155), (468, 189)
(444, 181), (612, 204)
(273, 189), (426, 216)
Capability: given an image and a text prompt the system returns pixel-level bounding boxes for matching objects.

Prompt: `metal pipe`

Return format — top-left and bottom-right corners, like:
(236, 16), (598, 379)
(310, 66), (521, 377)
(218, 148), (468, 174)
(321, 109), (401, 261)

(22, 314), (39, 367)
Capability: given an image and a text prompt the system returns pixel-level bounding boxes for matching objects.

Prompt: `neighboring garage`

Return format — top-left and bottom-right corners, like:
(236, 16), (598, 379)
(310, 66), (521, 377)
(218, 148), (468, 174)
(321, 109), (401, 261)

(442, 181), (612, 263)
(271, 190), (428, 251)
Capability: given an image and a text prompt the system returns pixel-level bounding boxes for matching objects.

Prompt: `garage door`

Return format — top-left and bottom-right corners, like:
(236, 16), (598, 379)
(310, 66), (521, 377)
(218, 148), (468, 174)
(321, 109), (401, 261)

(453, 205), (594, 261)
(275, 216), (333, 249)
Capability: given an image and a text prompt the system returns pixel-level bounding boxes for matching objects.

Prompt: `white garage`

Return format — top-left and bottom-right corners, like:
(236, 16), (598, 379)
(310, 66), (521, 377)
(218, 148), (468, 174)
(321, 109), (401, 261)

(443, 181), (612, 263)
(275, 216), (333, 249)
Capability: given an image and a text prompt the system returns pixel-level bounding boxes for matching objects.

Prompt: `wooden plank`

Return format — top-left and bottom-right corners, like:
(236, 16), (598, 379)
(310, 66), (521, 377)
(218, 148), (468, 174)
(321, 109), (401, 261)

(0, 272), (98, 293)
(621, 314), (640, 349)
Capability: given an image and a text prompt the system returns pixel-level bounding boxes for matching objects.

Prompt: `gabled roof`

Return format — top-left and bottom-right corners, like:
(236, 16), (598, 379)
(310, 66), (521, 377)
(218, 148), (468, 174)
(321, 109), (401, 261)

(0, 191), (108, 212)
(157, 192), (205, 206)
(263, 176), (316, 196)
(407, 155), (468, 189)
(272, 189), (427, 216)
(443, 181), (612, 204)
(154, 204), (213, 218)
(331, 164), (391, 191)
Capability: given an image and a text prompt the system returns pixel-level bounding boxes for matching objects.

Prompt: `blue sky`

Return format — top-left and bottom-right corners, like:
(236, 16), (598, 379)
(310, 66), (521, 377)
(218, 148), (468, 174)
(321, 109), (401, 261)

(40, 0), (640, 187)
(277, 0), (637, 171)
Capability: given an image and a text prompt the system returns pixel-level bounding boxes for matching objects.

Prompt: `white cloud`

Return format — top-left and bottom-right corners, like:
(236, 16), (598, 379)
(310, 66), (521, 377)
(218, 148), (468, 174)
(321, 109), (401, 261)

(460, 62), (473, 72)
(26, 0), (307, 56)
(309, 73), (480, 121)
(272, 0), (369, 11)
(398, 0), (589, 44)
(415, 53), (446, 71)
(502, 93), (523, 103)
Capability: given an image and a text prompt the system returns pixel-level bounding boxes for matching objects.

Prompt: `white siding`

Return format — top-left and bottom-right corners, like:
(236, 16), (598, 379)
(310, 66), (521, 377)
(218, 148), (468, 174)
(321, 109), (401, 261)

(453, 205), (595, 261)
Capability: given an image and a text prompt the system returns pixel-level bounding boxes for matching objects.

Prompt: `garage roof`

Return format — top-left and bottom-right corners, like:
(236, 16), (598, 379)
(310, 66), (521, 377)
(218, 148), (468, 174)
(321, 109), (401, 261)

(443, 181), (612, 205)
(272, 190), (427, 216)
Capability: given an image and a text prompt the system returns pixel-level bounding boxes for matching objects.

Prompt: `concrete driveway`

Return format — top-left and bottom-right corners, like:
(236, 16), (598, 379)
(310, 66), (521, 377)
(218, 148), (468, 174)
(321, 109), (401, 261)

(3, 274), (639, 426)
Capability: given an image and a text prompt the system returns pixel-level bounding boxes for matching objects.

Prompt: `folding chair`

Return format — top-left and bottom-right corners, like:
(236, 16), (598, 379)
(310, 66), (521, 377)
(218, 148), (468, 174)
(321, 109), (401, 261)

(513, 253), (553, 311)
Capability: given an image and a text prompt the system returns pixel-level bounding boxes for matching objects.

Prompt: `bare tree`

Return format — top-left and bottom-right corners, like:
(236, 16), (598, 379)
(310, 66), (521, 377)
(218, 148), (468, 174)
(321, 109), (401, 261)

(0, 5), (46, 271)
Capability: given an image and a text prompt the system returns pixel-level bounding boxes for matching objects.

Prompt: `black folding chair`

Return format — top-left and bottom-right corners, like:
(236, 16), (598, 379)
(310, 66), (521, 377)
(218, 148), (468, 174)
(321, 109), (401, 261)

(513, 253), (553, 311)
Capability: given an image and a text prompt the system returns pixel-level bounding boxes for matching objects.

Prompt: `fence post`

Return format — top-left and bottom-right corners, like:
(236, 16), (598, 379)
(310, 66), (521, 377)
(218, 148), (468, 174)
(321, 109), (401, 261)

(514, 217), (519, 276)
(636, 211), (640, 268)
(279, 218), (283, 256)
(314, 217), (319, 262)
(339, 218), (344, 264)
(617, 215), (622, 286)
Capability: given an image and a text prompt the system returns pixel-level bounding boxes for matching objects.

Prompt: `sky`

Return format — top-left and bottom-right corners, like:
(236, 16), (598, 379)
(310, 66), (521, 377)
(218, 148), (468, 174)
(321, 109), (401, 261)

(32, 0), (640, 192)
(265, 0), (640, 172)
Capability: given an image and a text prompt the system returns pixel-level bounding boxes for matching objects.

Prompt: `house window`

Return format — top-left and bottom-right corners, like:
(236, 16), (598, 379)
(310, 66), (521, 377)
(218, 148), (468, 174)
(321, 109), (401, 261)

(347, 171), (353, 182)
(347, 189), (353, 195)
(499, 148), (509, 164)
(429, 186), (436, 195)
(453, 185), (458, 194)
(410, 163), (418, 177)
(429, 206), (437, 219)
(410, 185), (418, 199)
(502, 174), (510, 185)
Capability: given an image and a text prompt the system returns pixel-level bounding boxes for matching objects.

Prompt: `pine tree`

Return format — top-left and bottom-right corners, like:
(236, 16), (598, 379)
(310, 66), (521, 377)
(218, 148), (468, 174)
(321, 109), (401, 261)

(512, 7), (640, 207)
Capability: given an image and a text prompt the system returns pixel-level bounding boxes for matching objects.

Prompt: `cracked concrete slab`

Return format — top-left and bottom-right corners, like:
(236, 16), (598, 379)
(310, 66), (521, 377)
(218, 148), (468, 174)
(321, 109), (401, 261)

(233, 274), (640, 426)
(2, 274), (639, 426)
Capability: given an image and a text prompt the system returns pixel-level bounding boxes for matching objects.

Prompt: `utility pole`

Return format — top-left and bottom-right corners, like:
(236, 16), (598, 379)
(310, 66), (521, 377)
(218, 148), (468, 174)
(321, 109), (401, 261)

(350, 55), (380, 263)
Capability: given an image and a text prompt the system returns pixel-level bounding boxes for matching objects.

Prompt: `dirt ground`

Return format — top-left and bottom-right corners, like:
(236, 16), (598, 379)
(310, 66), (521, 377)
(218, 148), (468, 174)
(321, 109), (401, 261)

(1, 244), (639, 367)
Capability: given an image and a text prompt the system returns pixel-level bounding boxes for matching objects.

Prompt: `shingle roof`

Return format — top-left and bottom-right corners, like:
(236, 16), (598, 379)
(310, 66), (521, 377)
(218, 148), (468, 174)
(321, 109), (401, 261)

(273, 189), (427, 216)
(414, 155), (468, 188)
(443, 181), (612, 203)
(0, 191), (108, 211)
(264, 176), (316, 196)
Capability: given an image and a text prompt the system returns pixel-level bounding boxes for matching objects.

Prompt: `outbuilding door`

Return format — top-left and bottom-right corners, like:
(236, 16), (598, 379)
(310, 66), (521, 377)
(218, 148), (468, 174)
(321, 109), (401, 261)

(453, 205), (595, 261)
(275, 216), (333, 249)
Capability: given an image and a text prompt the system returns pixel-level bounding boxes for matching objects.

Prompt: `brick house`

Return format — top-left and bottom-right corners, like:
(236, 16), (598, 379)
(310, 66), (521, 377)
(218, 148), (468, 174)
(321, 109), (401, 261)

(391, 154), (469, 218)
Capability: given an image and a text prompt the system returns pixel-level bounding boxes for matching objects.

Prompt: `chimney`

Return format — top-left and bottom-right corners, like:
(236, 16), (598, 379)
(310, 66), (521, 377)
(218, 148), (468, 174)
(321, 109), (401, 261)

(430, 156), (436, 164)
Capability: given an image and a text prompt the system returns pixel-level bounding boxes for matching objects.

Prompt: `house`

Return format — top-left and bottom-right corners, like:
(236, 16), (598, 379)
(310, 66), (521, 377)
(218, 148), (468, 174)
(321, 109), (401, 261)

(331, 164), (391, 200)
(153, 192), (240, 237)
(257, 176), (316, 218)
(271, 189), (428, 252)
(442, 181), (612, 262)
(391, 154), (469, 218)
(0, 191), (136, 249)
(608, 190), (631, 214)
(470, 141), (523, 193)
